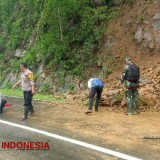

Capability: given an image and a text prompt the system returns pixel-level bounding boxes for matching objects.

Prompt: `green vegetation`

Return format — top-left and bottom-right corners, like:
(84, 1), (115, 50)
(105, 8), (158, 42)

(138, 96), (148, 106)
(0, 0), (121, 80)
(0, 88), (64, 101)
(0, 0), (134, 92)
(136, 14), (145, 23)
(114, 92), (124, 102)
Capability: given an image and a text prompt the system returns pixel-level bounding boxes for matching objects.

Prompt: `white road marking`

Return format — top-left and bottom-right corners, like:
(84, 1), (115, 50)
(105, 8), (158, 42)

(0, 119), (142, 160)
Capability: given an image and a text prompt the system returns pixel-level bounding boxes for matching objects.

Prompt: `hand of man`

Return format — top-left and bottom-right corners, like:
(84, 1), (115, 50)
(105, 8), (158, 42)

(32, 90), (36, 95)
(12, 85), (16, 90)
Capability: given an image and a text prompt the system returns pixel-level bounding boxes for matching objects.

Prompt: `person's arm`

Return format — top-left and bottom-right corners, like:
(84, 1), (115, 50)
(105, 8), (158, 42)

(31, 85), (35, 95)
(28, 72), (36, 95)
(12, 79), (21, 89)
(120, 65), (128, 83)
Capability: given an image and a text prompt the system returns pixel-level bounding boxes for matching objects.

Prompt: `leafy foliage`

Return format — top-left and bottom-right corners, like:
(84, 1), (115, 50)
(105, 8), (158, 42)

(0, 0), (121, 81)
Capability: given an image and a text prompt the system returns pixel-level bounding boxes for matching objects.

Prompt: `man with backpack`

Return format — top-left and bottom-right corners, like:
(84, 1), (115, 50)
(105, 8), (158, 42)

(85, 78), (104, 114)
(120, 57), (140, 115)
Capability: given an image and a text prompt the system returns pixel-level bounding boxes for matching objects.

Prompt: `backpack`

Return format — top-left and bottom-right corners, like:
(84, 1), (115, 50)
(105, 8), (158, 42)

(91, 79), (104, 88)
(126, 63), (140, 82)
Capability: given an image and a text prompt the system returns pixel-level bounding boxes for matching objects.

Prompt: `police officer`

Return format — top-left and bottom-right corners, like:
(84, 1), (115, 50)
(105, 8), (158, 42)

(85, 78), (104, 114)
(120, 58), (140, 115)
(13, 63), (35, 120)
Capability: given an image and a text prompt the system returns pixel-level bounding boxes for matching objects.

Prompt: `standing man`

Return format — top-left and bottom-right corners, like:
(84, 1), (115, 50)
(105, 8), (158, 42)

(13, 63), (35, 120)
(120, 57), (140, 115)
(85, 78), (104, 114)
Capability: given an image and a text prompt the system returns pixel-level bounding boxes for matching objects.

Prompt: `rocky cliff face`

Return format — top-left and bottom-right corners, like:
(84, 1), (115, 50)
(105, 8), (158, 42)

(135, 13), (160, 52)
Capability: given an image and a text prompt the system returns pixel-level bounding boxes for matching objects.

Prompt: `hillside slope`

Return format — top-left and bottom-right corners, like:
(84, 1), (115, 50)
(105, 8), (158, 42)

(66, 0), (160, 111)
(0, 0), (159, 98)
(0, 0), (118, 92)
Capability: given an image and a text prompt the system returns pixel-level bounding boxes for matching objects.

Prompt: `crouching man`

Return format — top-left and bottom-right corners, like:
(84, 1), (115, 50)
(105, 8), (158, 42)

(85, 78), (104, 114)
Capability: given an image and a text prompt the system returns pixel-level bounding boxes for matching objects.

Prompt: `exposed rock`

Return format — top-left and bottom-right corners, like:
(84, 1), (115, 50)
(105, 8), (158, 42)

(135, 28), (143, 43)
(65, 95), (74, 100)
(15, 49), (25, 58)
(135, 13), (160, 51)
(155, 34), (160, 51)
(153, 101), (160, 112)
(2, 72), (17, 87)
(152, 13), (160, 29)
(79, 94), (88, 101)
(97, 58), (103, 67)
(37, 63), (44, 76)
(143, 31), (154, 49)
(101, 99), (110, 106)
(110, 99), (121, 106)
(65, 91), (74, 96)
(106, 89), (120, 97)
(104, 40), (117, 51)
(121, 97), (127, 108)
(78, 80), (86, 90)
(153, 13), (160, 20)
(139, 79), (152, 84)
(64, 75), (74, 90)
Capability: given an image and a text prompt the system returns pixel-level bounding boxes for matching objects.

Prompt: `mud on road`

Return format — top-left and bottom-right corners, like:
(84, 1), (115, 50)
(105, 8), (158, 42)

(1, 97), (160, 160)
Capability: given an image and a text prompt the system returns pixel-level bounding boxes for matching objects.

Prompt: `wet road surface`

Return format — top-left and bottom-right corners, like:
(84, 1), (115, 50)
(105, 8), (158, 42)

(0, 122), (117, 160)
(0, 96), (156, 160)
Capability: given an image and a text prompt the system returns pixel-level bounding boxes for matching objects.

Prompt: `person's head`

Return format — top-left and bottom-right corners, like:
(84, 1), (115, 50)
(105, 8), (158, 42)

(20, 63), (28, 72)
(124, 57), (132, 65)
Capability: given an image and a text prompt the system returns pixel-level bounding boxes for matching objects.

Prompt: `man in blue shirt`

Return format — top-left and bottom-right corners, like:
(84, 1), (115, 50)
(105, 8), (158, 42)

(85, 78), (104, 114)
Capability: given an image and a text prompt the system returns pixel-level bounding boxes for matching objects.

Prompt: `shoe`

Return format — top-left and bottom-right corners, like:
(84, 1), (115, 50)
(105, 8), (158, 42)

(20, 117), (28, 121)
(0, 107), (3, 113)
(85, 111), (92, 114)
(133, 111), (140, 115)
(28, 111), (35, 115)
(125, 112), (133, 115)
(95, 109), (99, 112)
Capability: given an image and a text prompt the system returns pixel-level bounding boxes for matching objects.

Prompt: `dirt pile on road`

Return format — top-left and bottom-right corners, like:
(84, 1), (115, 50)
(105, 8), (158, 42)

(62, 60), (160, 113)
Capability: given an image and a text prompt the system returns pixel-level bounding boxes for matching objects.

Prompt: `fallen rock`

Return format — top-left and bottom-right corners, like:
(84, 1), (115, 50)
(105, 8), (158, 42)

(110, 99), (121, 106)
(100, 99), (110, 106)
(80, 94), (87, 101)
(153, 101), (160, 112)
(121, 97), (127, 108)
(65, 95), (72, 100)
(106, 89), (120, 97)
(135, 28), (143, 43)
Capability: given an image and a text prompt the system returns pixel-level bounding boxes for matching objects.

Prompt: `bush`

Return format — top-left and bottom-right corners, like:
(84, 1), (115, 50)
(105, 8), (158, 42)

(0, 0), (121, 85)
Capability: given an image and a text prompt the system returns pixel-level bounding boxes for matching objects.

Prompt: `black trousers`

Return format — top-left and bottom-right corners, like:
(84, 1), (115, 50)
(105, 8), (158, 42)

(88, 87), (103, 111)
(0, 100), (7, 113)
(23, 91), (34, 118)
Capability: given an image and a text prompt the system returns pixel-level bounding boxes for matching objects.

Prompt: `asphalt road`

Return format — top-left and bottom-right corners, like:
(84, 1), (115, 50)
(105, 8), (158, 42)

(0, 96), (147, 160)
(0, 122), (117, 160)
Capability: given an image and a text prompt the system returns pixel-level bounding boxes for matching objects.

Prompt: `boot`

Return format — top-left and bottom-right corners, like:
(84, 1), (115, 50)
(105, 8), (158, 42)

(0, 106), (3, 113)
(126, 98), (133, 115)
(133, 99), (139, 115)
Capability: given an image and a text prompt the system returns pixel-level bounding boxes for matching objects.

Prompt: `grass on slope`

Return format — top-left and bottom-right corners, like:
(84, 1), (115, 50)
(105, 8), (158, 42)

(0, 88), (64, 102)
